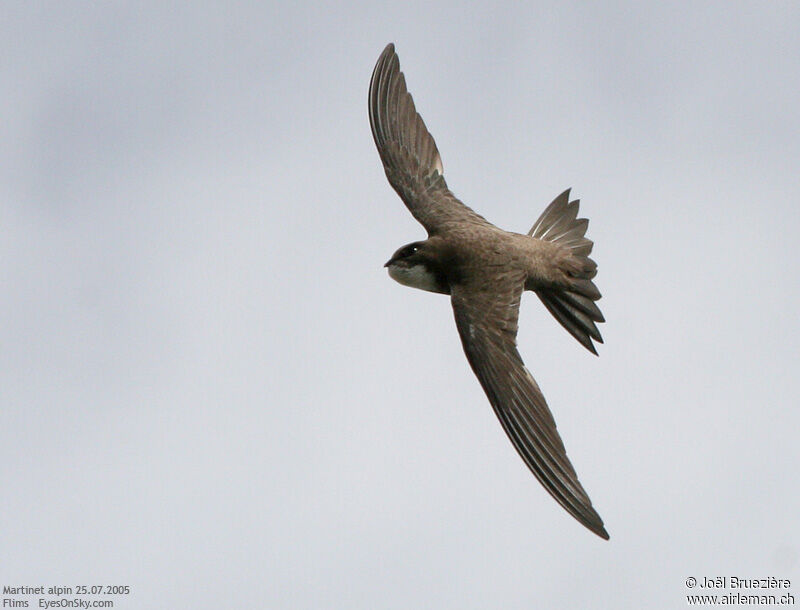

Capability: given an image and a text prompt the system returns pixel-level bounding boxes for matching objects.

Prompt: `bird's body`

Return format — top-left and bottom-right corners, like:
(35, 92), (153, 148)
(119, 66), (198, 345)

(388, 226), (583, 293)
(370, 43), (609, 539)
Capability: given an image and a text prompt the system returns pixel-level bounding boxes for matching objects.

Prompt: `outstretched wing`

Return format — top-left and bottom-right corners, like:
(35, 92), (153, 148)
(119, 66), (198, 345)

(451, 271), (609, 539)
(369, 43), (489, 235)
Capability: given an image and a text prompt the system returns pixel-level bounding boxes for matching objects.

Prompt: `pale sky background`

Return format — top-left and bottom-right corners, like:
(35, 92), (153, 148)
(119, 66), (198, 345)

(2, 2), (799, 609)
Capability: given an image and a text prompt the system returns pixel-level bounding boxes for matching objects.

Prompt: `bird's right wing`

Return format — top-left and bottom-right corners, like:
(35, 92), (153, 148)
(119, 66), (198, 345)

(450, 273), (609, 539)
(369, 43), (490, 235)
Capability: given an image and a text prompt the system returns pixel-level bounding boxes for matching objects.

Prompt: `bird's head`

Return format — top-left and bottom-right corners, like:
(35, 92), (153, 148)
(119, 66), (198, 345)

(384, 241), (449, 294)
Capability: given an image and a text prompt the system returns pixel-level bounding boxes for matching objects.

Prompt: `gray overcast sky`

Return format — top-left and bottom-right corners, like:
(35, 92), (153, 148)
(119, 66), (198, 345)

(2, 2), (799, 608)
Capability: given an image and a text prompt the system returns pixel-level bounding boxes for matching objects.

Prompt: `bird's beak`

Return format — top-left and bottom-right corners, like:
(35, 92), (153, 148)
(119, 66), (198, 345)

(383, 257), (394, 268)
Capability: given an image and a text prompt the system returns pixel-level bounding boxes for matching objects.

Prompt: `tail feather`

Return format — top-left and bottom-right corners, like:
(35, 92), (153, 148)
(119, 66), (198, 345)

(539, 292), (603, 355)
(530, 189), (604, 354)
(558, 288), (604, 322)
(536, 202), (579, 240)
(550, 218), (589, 244)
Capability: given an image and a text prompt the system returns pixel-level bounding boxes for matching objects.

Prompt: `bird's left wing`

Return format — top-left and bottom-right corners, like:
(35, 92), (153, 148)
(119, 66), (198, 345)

(450, 272), (609, 539)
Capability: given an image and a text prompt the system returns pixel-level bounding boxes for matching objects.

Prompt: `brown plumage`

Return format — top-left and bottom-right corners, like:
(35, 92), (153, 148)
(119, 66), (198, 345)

(371, 43), (608, 539)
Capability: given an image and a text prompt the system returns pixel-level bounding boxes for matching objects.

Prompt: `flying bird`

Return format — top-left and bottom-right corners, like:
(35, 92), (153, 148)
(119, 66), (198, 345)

(369, 43), (609, 539)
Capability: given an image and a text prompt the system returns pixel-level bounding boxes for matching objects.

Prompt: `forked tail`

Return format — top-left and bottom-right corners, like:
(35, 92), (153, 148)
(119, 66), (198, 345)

(529, 189), (604, 355)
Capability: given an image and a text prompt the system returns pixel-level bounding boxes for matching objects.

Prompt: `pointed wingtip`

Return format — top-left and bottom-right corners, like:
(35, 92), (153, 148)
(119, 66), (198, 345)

(580, 507), (609, 539)
(585, 512), (609, 539)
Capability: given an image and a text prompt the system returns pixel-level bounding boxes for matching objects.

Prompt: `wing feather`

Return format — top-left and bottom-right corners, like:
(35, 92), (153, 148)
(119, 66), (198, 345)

(451, 274), (609, 539)
(369, 44), (489, 234)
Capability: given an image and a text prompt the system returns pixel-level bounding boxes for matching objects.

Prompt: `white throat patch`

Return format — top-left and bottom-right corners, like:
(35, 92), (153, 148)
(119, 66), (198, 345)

(388, 263), (440, 293)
